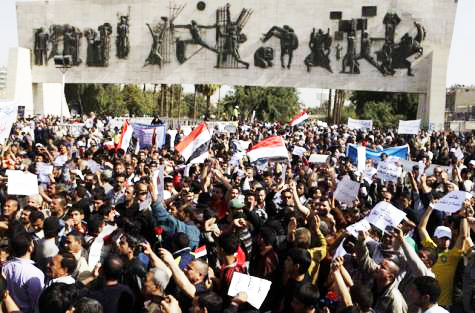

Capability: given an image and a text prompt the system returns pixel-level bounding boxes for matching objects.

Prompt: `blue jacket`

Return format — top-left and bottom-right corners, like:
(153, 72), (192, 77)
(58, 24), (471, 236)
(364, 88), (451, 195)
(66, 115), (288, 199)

(151, 201), (200, 249)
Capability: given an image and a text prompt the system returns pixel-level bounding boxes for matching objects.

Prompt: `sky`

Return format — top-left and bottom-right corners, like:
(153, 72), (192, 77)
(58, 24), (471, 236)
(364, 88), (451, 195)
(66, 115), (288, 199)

(1, 0), (474, 106)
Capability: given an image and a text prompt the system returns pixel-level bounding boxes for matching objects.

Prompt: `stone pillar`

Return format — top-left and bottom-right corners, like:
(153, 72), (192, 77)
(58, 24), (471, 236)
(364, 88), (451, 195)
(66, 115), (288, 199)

(6, 47), (34, 116)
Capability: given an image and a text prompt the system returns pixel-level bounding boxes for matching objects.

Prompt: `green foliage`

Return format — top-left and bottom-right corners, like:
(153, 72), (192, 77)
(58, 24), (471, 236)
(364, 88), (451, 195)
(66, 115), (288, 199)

(195, 84), (220, 114)
(349, 91), (418, 126)
(358, 101), (405, 128)
(222, 86), (301, 122)
(65, 83), (159, 116)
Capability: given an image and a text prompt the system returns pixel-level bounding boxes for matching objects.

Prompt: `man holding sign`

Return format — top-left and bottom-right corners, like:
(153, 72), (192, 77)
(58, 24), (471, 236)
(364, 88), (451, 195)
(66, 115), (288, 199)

(417, 201), (472, 308)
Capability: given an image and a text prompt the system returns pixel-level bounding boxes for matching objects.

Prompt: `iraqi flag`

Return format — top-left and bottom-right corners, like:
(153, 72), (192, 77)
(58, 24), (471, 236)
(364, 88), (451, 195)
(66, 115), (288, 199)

(288, 111), (309, 127)
(246, 136), (289, 162)
(118, 119), (134, 151)
(176, 122), (211, 163)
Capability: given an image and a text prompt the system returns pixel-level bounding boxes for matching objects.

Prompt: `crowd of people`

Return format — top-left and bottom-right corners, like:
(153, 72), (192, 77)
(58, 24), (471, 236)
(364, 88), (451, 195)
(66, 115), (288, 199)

(0, 112), (474, 313)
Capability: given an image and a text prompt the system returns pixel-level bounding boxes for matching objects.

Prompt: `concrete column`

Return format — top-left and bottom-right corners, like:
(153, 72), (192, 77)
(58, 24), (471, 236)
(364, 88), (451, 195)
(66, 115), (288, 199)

(6, 47), (34, 116)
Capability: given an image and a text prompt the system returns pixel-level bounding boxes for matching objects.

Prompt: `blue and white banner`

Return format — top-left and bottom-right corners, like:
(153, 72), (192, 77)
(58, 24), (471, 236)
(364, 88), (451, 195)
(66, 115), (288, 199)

(347, 144), (409, 164)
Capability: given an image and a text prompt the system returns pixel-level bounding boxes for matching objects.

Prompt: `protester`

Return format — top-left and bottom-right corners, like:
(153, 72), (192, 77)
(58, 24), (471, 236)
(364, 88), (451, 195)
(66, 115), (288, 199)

(0, 113), (473, 313)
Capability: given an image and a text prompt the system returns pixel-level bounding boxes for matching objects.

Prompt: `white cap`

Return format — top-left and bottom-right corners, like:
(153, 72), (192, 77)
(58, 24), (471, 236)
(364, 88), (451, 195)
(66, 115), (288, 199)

(469, 160), (475, 167)
(434, 226), (452, 239)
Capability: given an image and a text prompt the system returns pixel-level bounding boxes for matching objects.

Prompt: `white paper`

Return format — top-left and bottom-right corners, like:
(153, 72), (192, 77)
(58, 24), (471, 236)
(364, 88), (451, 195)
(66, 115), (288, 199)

(309, 154), (329, 163)
(377, 159), (402, 182)
(366, 201), (406, 231)
(7, 170), (39, 196)
(292, 146), (306, 157)
(434, 191), (472, 213)
(346, 219), (371, 238)
(347, 118), (373, 130)
(227, 272), (272, 309)
(334, 179), (360, 204)
(398, 119), (421, 135)
(455, 148), (464, 161)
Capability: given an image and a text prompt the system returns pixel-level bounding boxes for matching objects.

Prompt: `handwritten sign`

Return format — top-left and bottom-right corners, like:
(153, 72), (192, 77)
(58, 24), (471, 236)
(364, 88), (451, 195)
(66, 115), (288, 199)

(309, 154), (329, 163)
(6, 170), (39, 196)
(434, 191), (472, 213)
(228, 272), (272, 309)
(348, 118), (373, 130)
(398, 119), (421, 135)
(377, 159), (402, 182)
(346, 219), (371, 238)
(366, 201), (406, 231)
(0, 101), (18, 144)
(334, 179), (360, 205)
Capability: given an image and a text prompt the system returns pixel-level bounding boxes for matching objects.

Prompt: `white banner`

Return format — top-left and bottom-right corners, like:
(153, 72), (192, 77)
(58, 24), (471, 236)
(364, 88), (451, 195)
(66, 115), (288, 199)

(7, 170), (39, 196)
(366, 201), (406, 231)
(309, 154), (329, 163)
(377, 158), (402, 182)
(434, 191), (472, 213)
(334, 179), (360, 205)
(347, 118), (373, 130)
(0, 100), (18, 144)
(398, 119), (421, 135)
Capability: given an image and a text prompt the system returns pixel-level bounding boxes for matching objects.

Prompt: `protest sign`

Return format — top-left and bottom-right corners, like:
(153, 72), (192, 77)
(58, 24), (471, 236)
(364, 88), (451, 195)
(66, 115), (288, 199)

(357, 146), (366, 173)
(347, 118), (373, 130)
(366, 201), (406, 231)
(292, 146), (306, 157)
(334, 179), (360, 204)
(36, 162), (53, 184)
(398, 119), (421, 135)
(7, 170), (39, 196)
(309, 154), (329, 163)
(0, 100), (18, 144)
(377, 158), (402, 182)
(228, 272), (272, 309)
(434, 191), (472, 213)
(400, 159), (450, 176)
(346, 219), (371, 238)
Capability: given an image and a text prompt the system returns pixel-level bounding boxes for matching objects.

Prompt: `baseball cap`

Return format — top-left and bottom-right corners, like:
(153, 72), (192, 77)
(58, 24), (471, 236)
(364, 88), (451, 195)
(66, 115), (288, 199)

(229, 198), (245, 210)
(434, 226), (452, 239)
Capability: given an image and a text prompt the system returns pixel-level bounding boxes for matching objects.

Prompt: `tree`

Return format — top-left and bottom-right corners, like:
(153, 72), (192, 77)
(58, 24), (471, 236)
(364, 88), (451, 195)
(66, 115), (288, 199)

(222, 86), (301, 122)
(195, 84), (219, 117)
(350, 90), (419, 121)
(358, 101), (405, 128)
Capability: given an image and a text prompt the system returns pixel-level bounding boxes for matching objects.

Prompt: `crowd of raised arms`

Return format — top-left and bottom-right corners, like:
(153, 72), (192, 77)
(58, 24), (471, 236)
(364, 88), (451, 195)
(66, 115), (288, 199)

(0, 112), (474, 313)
